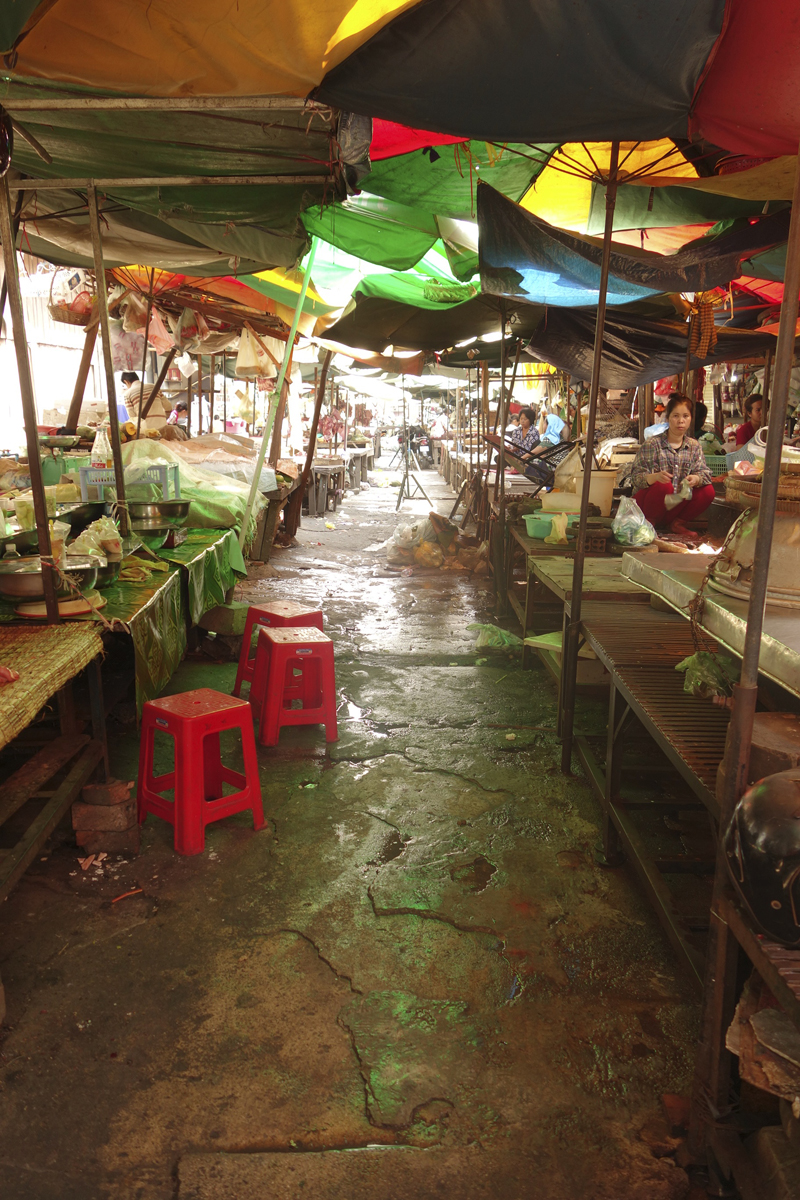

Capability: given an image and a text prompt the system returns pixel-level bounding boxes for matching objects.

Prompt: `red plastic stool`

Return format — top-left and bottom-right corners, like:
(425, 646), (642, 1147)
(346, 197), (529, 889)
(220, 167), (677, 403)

(233, 601), (323, 699)
(251, 627), (338, 746)
(137, 688), (264, 855)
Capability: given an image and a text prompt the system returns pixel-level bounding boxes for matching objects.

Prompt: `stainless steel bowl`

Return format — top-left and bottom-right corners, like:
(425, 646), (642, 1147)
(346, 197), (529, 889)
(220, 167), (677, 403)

(57, 502), (105, 532)
(93, 558), (122, 590)
(131, 518), (172, 535)
(0, 555), (98, 600)
(128, 500), (190, 523)
(40, 435), (81, 449)
(0, 528), (41, 554)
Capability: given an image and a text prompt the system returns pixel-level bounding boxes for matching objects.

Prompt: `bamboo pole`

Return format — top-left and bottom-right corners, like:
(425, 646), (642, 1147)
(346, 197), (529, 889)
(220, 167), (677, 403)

(269, 377), (290, 466)
(135, 267), (155, 440)
(284, 349), (332, 538)
(0, 177), (60, 622)
(141, 346), (178, 418)
(243, 320), (281, 370)
(86, 184), (129, 537)
(238, 239), (317, 550)
(560, 142), (620, 773)
(65, 317), (99, 431)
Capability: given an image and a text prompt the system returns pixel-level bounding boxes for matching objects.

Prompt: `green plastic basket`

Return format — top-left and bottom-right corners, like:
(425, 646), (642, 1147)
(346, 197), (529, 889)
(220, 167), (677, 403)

(704, 455), (728, 476)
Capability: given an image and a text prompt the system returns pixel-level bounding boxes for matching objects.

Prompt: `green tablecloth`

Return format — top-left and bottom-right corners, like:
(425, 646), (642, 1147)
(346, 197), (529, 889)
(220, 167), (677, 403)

(155, 529), (246, 626)
(0, 528), (245, 714)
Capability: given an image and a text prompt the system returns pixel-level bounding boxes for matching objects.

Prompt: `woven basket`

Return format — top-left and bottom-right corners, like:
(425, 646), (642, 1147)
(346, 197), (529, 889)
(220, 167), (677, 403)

(727, 475), (800, 502)
(47, 268), (97, 327)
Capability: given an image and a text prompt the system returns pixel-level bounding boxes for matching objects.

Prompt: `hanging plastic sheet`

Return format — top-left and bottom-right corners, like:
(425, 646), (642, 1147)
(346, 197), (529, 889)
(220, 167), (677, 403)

(478, 184), (791, 307)
(524, 308), (775, 390)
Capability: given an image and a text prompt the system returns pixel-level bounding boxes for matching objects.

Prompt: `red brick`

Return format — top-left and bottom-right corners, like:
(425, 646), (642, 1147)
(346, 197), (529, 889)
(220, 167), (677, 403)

(72, 798), (137, 832)
(75, 826), (140, 855)
(80, 778), (134, 807)
(661, 1093), (690, 1135)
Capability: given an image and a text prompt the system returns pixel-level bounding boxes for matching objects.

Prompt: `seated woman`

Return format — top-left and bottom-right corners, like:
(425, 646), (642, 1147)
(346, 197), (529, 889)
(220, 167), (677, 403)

(630, 393), (715, 536)
(507, 406), (554, 481)
(735, 393), (763, 446)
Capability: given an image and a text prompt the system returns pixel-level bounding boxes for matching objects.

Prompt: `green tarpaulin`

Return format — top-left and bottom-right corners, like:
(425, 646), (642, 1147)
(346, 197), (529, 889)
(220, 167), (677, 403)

(585, 181), (784, 236)
(360, 141), (556, 220)
(2, 77), (333, 270)
(303, 194), (439, 272)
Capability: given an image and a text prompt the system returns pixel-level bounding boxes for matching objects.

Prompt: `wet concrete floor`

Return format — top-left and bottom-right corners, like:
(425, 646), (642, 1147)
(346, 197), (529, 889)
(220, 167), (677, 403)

(0, 467), (701, 1199)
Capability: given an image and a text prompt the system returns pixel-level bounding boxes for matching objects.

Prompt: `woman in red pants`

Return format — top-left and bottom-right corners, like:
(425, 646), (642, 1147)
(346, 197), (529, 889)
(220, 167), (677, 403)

(630, 393), (715, 537)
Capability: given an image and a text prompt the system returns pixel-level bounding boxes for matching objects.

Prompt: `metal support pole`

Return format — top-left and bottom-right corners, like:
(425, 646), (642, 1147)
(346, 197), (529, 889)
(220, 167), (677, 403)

(87, 184), (129, 536)
(0, 176), (60, 623)
(209, 354), (216, 434)
(721, 150), (800, 822)
(560, 142), (620, 774)
(238, 239), (317, 550)
(196, 356), (203, 436)
(186, 370), (194, 438)
(496, 301), (509, 616)
(3, 96), (319, 113)
(762, 345), (773, 422)
(8, 172), (331, 191)
(690, 138), (800, 1153)
(223, 352), (227, 430)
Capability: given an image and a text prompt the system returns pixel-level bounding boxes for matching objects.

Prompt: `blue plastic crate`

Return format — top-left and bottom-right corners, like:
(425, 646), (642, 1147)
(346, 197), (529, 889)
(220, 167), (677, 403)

(79, 463), (181, 502)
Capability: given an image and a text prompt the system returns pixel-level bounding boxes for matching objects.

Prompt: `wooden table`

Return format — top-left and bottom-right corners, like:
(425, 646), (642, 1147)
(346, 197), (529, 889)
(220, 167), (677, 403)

(345, 447), (370, 490)
(306, 462), (346, 517)
(0, 624), (108, 1017)
(248, 479), (298, 562)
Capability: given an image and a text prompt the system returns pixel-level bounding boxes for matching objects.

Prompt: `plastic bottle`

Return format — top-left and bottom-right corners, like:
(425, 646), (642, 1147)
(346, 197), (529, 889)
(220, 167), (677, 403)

(91, 425), (113, 469)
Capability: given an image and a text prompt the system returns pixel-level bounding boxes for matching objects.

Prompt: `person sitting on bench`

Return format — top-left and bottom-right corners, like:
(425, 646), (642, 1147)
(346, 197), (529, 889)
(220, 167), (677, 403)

(508, 407), (559, 482)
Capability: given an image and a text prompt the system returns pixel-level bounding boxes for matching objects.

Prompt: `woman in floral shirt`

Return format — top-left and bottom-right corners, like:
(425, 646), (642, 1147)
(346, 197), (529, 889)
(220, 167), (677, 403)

(506, 407), (555, 482)
(631, 393), (714, 535)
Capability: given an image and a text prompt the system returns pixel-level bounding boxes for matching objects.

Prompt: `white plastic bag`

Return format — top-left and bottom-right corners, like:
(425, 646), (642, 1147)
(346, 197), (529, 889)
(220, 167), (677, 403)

(611, 496), (656, 546)
(664, 480), (691, 512)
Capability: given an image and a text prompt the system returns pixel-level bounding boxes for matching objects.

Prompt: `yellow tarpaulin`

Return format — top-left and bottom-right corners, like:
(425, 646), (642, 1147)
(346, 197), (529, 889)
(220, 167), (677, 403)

(11, 0), (425, 96)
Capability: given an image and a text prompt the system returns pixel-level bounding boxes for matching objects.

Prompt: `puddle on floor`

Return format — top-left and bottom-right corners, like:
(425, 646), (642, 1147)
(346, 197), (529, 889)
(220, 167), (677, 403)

(369, 830), (408, 866)
(450, 855), (497, 893)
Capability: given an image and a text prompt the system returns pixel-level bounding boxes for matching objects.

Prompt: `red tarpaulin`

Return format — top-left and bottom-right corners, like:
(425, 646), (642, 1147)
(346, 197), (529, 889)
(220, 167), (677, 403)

(370, 119), (466, 160)
(691, 0), (800, 157)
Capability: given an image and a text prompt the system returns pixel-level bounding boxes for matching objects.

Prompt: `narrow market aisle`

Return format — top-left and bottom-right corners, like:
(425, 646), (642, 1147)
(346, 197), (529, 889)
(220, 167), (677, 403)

(0, 469), (699, 1200)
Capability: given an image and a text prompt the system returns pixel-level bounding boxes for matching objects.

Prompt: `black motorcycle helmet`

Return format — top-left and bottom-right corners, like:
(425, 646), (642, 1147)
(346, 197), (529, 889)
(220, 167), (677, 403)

(724, 768), (800, 946)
